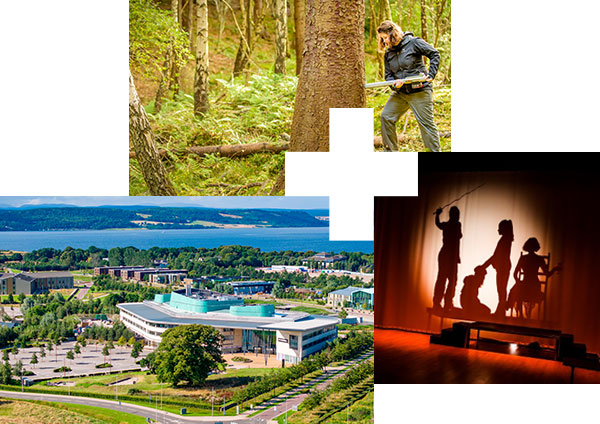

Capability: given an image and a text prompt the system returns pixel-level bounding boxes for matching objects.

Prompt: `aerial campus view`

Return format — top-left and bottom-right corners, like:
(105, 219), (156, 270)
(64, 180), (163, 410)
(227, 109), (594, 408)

(0, 197), (374, 424)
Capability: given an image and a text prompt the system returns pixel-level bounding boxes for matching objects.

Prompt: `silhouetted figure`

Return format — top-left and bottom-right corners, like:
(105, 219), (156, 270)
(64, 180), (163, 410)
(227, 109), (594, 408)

(482, 219), (514, 316)
(460, 265), (491, 317)
(433, 206), (462, 309)
(507, 237), (561, 318)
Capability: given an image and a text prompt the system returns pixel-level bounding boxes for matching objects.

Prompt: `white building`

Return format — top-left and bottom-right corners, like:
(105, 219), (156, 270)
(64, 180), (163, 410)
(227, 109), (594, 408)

(117, 288), (339, 365)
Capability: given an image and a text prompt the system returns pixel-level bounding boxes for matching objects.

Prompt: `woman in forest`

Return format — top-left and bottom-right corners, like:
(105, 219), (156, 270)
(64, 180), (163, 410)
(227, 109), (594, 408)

(377, 20), (441, 152)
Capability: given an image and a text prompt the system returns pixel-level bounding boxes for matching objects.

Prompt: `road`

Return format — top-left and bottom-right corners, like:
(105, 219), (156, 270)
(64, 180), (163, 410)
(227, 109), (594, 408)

(0, 350), (373, 424)
(0, 390), (266, 424)
(251, 349), (374, 422)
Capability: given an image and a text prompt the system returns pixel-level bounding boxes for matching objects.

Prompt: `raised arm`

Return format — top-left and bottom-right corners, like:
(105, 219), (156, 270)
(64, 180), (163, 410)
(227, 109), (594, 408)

(414, 38), (441, 80)
(435, 208), (443, 229)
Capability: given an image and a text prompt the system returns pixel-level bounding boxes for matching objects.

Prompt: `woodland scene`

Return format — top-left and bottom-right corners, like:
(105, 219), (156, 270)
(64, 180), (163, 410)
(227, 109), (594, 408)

(129, 0), (451, 196)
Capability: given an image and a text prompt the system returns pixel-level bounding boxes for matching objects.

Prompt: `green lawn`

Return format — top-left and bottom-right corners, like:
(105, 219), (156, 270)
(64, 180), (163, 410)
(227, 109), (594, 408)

(244, 298), (285, 307)
(289, 306), (331, 315)
(23, 399), (149, 424)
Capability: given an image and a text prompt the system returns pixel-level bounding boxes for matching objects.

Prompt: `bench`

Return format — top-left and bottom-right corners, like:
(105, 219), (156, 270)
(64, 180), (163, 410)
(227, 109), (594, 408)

(466, 321), (562, 359)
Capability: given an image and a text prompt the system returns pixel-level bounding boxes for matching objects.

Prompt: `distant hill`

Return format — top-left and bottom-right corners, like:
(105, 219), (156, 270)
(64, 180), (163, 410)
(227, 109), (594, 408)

(0, 206), (329, 231)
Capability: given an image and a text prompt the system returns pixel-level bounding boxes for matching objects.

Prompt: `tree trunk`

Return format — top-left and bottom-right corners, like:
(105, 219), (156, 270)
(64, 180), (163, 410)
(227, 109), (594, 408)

(294, 0), (305, 75)
(273, 0), (287, 74)
(168, 0), (181, 96)
(214, 0), (226, 50)
(233, 0), (255, 77)
(381, 0), (392, 21)
(154, 54), (171, 113)
(194, 0), (209, 115)
(188, 0), (196, 52)
(289, 0), (366, 152)
(129, 142), (289, 159)
(376, 0), (392, 79)
(420, 0), (428, 41)
(155, 0), (180, 112)
(129, 73), (176, 196)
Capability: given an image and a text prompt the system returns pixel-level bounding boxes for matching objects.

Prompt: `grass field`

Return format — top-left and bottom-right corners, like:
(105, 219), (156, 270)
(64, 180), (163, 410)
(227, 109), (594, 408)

(289, 306), (331, 315)
(274, 387), (374, 424)
(0, 397), (147, 424)
(36, 366), (274, 411)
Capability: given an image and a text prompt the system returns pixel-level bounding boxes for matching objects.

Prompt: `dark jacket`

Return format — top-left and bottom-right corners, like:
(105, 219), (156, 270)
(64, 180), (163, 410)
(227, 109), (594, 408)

(384, 33), (440, 93)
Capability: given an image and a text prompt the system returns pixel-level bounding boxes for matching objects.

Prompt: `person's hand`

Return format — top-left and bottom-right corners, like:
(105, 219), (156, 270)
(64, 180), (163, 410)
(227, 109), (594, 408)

(392, 79), (404, 89)
(435, 207), (443, 215)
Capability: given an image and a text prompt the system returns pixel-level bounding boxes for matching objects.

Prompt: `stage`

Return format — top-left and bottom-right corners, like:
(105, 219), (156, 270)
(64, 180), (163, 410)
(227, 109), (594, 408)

(375, 328), (600, 384)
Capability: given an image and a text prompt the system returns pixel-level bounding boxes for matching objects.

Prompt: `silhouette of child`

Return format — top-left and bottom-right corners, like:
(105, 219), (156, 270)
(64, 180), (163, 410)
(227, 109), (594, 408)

(460, 265), (491, 316)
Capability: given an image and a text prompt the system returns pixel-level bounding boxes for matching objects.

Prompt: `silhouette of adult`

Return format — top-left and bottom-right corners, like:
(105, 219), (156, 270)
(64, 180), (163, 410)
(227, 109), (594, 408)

(482, 219), (514, 316)
(507, 237), (560, 318)
(433, 206), (462, 309)
(460, 265), (491, 317)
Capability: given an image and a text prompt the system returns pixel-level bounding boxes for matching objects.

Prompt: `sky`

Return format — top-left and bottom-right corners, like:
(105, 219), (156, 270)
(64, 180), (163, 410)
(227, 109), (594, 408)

(0, 196), (328, 210)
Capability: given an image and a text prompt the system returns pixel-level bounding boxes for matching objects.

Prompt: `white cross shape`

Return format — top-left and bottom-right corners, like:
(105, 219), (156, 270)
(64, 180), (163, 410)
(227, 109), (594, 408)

(285, 108), (418, 241)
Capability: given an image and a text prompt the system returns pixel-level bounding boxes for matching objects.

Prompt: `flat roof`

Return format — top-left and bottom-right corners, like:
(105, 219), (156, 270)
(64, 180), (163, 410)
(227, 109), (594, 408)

(117, 301), (337, 332)
(23, 271), (73, 278)
(258, 316), (340, 331)
(329, 286), (361, 296)
(229, 281), (275, 287)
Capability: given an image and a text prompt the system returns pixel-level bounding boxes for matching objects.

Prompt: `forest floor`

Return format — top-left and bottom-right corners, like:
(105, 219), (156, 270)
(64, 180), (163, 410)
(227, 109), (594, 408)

(130, 5), (451, 195)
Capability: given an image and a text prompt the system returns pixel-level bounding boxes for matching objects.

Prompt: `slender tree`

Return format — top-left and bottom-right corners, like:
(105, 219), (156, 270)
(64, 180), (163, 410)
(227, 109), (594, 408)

(129, 72), (177, 196)
(294, 0), (306, 75)
(288, 0), (366, 152)
(273, 0), (287, 74)
(233, 0), (264, 76)
(420, 0), (429, 41)
(193, 0), (210, 114)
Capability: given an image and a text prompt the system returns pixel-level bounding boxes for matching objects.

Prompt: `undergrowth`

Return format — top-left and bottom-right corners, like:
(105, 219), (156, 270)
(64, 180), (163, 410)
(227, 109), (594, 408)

(129, 72), (295, 196)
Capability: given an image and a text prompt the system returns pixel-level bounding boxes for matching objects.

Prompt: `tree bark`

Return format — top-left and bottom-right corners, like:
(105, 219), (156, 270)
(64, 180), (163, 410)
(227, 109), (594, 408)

(294, 0), (305, 75)
(168, 0), (181, 96)
(188, 142), (288, 157)
(289, 0), (366, 151)
(188, 0), (196, 52)
(420, 0), (428, 41)
(129, 72), (176, 196)
(234, 0), (259, 77)
(376, 0), (392, 79)
(155, 0), (180, 112)
(194, 0), (209, 115)
(273, 0), (287, 74)
(129, 142), (289, 159)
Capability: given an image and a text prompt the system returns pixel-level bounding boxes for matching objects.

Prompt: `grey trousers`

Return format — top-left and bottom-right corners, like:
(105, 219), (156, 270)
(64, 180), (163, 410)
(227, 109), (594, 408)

(381, 88), (441, 152)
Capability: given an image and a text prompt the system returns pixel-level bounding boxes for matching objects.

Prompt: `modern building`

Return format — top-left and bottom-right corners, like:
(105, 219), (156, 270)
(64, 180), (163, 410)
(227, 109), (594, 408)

(270, 265), (308, 273)
(117, 287), (339, 365)
(149, 272), (188, 285)
(94, 266), (188, 283)
(94, 266), (145, 276)
(0, 271), (73, 295)
(302, 252), (347, 268)
(327, 286), (362, 308)
(227, 281), (275, 295)
(352, 288), (374, 310)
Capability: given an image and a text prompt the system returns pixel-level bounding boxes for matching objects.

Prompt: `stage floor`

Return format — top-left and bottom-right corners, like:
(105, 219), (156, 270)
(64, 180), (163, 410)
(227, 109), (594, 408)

(375, 328), (600, 383)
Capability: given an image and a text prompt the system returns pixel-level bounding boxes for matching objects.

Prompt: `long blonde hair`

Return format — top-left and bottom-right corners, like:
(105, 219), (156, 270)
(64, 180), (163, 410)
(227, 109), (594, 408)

(376, 20), (404, 52)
